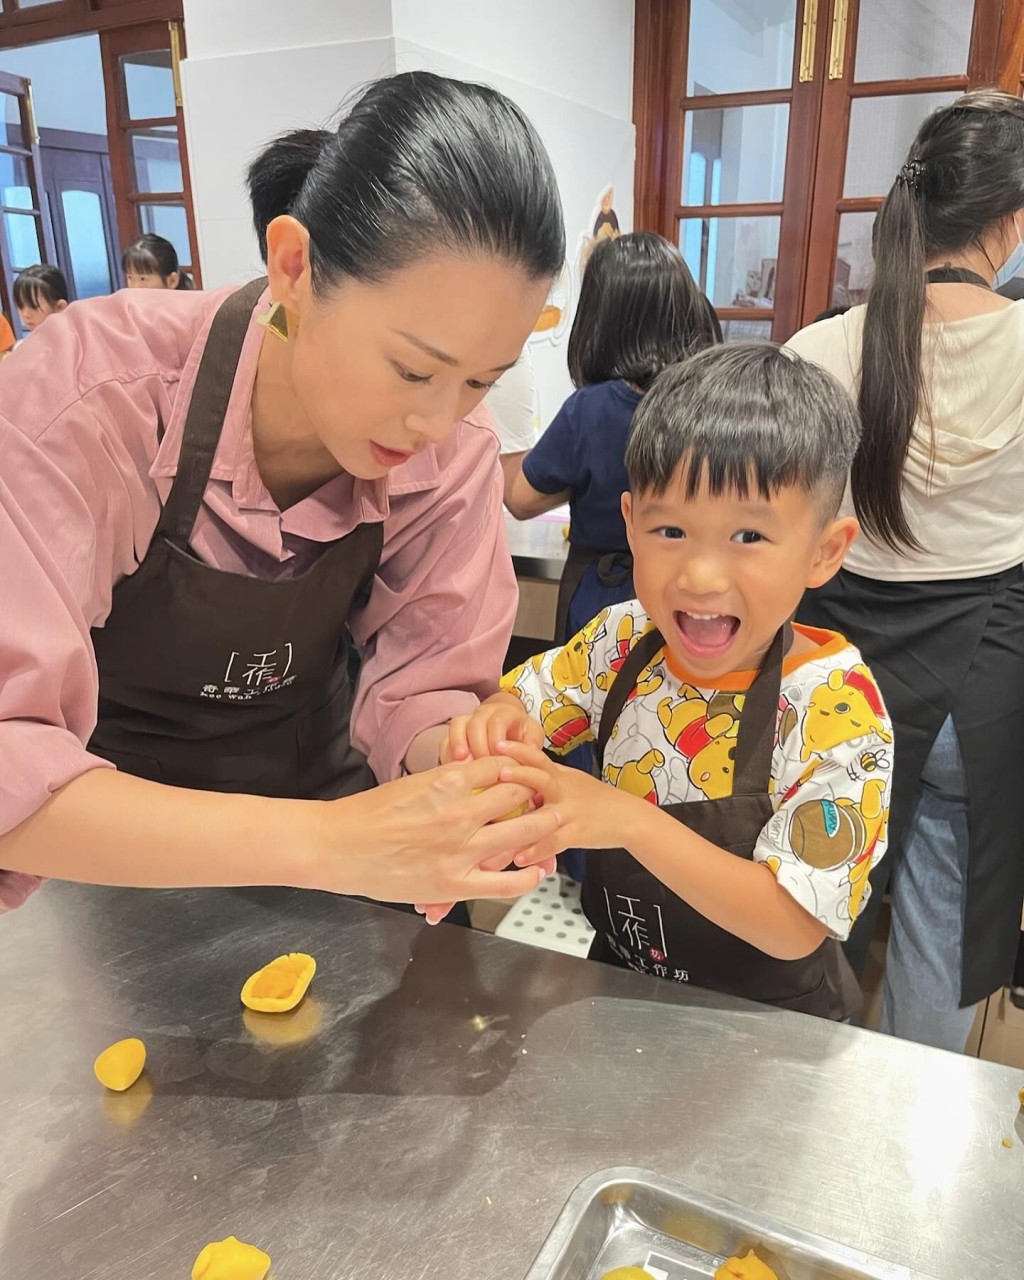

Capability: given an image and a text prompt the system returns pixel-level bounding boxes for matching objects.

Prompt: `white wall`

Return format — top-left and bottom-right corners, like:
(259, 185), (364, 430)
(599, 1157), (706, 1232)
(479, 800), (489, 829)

(180, 1), (636, 423)
(0, 34), (106, 136)
(391, 0), (633, 120)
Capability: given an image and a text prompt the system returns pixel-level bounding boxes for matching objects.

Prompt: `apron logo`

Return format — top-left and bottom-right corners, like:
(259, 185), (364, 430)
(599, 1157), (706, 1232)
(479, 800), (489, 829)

(200, 644), (297, 700)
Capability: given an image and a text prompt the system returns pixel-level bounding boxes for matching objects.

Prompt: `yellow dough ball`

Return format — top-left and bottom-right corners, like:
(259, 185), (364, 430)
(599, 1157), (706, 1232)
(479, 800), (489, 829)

(93, 1037), (146, 1092)
(471, 787), (530, 822)
(240, 952), (316, 1013)
(191, 1236), (271, 1280)
(601, 1270), (655, 1280)
(714, 1251), (780, 1280)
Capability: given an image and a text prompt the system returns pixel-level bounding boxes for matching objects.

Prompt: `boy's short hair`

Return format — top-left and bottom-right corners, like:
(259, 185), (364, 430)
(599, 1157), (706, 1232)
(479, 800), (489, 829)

(626, 342), (861, 519)
(14, 264), (70, 311)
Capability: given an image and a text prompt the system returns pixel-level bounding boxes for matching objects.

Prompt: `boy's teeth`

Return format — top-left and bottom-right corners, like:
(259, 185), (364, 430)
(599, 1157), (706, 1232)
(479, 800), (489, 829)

(684, 612), (722, 620)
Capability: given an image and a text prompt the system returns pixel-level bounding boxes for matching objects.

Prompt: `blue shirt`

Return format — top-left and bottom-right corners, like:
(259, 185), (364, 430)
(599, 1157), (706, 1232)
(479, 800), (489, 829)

(523, 379), (642, 553)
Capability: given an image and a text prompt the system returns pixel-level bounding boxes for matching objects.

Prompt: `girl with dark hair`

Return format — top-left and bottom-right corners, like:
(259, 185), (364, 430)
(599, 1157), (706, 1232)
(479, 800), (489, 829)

(505, 231), (721, 642)
(122, 233), (195, 290)
(787, 89), (1024, 1052)
(0, 72), (565, 914)
(14, 264), (69, 332)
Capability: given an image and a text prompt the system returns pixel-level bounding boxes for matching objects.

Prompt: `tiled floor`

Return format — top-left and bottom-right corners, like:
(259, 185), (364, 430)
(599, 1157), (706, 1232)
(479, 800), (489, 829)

(469, 897), (1024, 1068)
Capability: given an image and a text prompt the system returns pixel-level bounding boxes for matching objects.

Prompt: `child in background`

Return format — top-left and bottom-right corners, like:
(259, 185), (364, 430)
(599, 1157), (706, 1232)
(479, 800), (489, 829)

(442, 345), (892, 1020)
(122, 233), (195, 290)
(14, 264), (69, 333)
(504, 231), (721, 643)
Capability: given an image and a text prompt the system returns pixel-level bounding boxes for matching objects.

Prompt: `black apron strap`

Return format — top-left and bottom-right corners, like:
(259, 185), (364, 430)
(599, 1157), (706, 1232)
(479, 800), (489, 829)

(156, 277), (269, 550)
(596, 622), (790, 791)
(925, 266), (992, 290)
(731, 623), (789, 795)
(597, 625), (666, 765)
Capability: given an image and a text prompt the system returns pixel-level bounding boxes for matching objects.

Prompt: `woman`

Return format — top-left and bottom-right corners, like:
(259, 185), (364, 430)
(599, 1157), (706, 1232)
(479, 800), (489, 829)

(122, 233), (195, 290)
(0, 72), (564, 913)
(788, 90), (1024, 1052)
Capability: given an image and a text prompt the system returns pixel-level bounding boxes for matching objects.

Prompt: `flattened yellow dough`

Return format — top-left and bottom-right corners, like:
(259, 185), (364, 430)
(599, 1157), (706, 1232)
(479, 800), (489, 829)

(714, 1250), (779, 1280)
(93, 1037), (146, 1092)
(191, 1235), (271, 1280)
(601, 1270), (655, 1280)
(240, 952), (316, 1013)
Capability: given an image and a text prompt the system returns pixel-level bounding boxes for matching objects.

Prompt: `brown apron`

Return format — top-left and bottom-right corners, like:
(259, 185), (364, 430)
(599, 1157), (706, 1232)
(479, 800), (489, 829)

(581, 625), (861, 1020)
(554, 543), (633, 644)
(89, 279), (383, 801)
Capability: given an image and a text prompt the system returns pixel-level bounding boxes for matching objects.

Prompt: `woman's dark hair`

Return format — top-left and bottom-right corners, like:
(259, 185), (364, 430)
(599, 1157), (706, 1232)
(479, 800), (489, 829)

(567, 232), (721, 393)
(627, 343), (861, 519)
(246, 71), (564, 290)
(858, 89), (1024, 550)
(122, 233), (194, 289)
(13, 263), (69, 310)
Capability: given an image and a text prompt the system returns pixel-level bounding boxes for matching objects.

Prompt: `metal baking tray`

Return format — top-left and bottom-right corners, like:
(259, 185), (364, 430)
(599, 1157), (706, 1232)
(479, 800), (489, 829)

(523, 1167), (940, 1280)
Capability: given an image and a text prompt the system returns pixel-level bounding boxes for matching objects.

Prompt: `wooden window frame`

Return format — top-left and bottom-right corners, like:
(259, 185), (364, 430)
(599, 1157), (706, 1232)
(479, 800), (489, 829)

(0, 66), (55, 325)
(0, 1), (182, 47)
(99, 17), (200, 284)
(634, 0), (1024, 340)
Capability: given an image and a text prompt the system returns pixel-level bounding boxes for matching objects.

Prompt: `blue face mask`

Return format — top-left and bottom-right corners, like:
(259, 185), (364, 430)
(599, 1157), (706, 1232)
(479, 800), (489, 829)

(995, 217), (1024, 289)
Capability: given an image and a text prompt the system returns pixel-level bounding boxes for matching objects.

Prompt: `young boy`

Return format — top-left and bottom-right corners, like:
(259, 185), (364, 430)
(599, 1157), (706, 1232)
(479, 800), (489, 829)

(442, 343), (893, 1020)
(14, 264), (69, 334)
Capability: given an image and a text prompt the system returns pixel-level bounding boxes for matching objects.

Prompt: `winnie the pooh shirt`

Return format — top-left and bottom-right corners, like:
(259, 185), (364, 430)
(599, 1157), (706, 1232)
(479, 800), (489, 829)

(502, 602), (893, 941)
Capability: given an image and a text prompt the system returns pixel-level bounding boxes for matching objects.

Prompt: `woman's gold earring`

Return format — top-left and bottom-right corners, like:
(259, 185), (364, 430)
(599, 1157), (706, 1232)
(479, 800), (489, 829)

(257, 301), (291, 342)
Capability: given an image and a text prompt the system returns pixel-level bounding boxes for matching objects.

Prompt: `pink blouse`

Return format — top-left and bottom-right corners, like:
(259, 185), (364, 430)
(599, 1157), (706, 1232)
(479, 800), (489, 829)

(0, 285), (517, 907)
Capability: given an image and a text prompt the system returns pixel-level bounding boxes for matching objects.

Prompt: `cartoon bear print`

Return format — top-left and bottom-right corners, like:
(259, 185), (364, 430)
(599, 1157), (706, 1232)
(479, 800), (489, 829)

(800, 665), (892, 763)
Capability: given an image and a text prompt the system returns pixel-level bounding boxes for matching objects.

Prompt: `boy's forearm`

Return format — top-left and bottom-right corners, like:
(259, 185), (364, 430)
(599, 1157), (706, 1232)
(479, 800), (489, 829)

(621, 801), (828, 960)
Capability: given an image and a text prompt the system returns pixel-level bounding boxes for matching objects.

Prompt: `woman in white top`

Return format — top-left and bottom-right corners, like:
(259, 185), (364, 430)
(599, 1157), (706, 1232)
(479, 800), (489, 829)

(786, 90), (1024, 1052)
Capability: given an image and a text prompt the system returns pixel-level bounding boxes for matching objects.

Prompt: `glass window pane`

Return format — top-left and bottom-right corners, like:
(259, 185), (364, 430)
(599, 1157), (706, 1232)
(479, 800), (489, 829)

(682, 103), (789, 205)
(687, 0), (797, 96)
(1, 93), (24, 148)
(130, 127), (182, 193)
(679, 215), (780, 308)
(843, 92), (956, 198)
(138, 202), (190, 264)
(0, 152), (29, 196)
(855, 0), (973, 82)
(62, 190), (113, 299)
(721, 318), (773, 343)
(17, 0), (65, 7)
(4, 210), (42, 267)
(121, 50), (175, 121)
(833, 211), (878, 309)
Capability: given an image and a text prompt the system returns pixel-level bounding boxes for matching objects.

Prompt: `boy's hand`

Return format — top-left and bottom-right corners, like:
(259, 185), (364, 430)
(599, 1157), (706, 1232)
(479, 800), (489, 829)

(496, 742), (636, 862)
(441, 692), (545, 764)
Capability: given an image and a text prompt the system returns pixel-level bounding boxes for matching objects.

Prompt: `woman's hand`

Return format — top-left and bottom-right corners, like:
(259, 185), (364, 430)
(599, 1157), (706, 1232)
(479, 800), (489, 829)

(495, 741), (635, 864)
(440, 692), (544, 764)
(305, 756), (560, 905)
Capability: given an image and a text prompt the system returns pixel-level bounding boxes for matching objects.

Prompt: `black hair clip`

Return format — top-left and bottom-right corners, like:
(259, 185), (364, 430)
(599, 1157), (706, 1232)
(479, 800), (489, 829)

(897, 158), (925, 191)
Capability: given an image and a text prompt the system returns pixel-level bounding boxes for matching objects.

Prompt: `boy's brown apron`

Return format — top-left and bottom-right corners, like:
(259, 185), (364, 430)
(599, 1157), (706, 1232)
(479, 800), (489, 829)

(88, 278), (382, 800)
(582, 625), (861, 1020)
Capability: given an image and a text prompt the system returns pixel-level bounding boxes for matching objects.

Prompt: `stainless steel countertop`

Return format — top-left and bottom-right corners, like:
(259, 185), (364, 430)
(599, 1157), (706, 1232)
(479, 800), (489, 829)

(1, 883), (1021, 1278)
(506, 512), (568, 582)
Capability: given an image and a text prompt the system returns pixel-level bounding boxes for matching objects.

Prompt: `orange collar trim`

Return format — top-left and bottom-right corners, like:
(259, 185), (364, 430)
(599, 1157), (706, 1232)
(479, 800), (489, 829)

(662, 624), (849, 691)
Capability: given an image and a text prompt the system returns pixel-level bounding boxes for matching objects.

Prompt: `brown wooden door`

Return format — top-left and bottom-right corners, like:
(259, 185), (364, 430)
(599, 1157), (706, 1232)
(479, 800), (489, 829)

(800, 0), (1023, 329)
(0, 66), (55, 328)
(634, 0), (1024, 342)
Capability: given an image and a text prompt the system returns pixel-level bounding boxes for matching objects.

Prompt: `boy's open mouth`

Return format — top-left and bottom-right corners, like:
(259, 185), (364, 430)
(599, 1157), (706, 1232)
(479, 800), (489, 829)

(673, 610), (740, 658)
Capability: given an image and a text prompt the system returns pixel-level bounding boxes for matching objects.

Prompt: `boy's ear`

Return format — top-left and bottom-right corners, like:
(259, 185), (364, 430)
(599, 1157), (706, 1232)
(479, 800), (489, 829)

(807, 515), (859, 589)
(621, 491), (636, 555)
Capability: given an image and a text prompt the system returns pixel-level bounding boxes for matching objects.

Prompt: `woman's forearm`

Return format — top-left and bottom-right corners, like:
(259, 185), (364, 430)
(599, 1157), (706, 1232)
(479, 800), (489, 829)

(0, 768), (325, 893)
